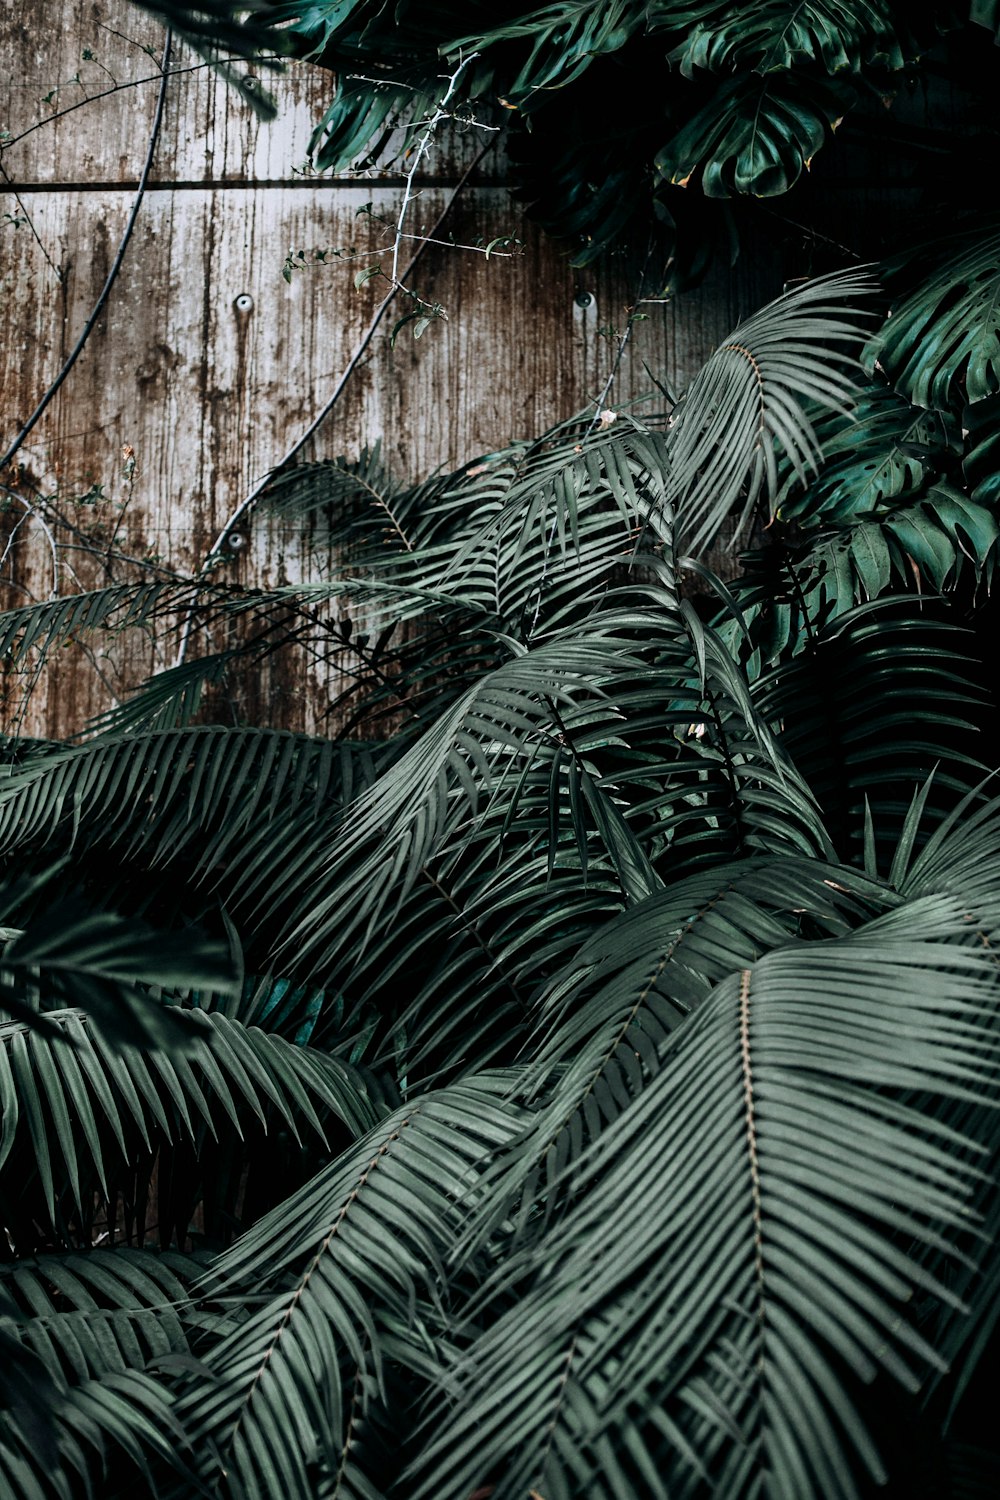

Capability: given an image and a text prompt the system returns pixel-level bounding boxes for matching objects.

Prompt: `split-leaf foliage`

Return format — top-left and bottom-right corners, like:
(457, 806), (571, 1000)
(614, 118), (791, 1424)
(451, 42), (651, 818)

(134, 0), (1000, 288)
(4, 3), (1000, 1498)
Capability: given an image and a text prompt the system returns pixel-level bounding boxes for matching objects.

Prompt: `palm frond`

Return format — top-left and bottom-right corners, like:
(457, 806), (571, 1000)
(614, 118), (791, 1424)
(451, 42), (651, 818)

(0, 1005), (384, 1233)
(1, 1250), (207, 1497)
(0, 726), (380, 879)
(265, 420), (669, 640)
(171, 1076), (525, 1500)
(412, 898), (1000, 1500)
(0, 896), (239, 1045)
(754, 603), (984, 858)
(459, 852), (895, 1257)
(1, 1366), (193, 1500)
(257, 598), (829, 985)
(664, 269), (874, 555)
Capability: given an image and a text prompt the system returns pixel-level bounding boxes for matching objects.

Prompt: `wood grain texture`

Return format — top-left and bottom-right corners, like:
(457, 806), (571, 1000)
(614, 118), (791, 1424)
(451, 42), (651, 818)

(1, 0), (781, 739)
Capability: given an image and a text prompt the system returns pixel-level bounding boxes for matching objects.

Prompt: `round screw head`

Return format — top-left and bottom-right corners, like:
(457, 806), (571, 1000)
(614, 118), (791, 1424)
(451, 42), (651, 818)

(234, 293), (254, 313)
(574, 290), (595, 309)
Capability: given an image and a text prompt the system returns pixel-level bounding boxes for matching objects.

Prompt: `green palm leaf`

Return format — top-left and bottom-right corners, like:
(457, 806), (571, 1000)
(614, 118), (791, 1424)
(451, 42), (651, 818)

(754, 604), (983, 858)
(171, 1076), (524, 1500)
(459, 853), (894, 1258)
(0, 1006), (384, 1231)
(663, 269), (873, 554)
(0, 727), (379, 878)
(413, 900), (1000, 1500)
(0, 1247), (203, 1500)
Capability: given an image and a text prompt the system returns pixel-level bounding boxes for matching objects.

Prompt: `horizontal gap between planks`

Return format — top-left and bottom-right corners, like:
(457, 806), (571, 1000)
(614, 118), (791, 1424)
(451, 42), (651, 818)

(3, 176), (513, 193)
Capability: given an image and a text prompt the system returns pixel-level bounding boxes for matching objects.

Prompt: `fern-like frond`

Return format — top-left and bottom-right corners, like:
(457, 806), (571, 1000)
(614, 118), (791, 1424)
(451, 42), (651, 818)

(459, 852), (895, 1258)
(413, 899), (1000, 1500)
(754, 603), (983, 857)
(0, 727), (380, 874)
(664, 269), (874, 555)
(265, 420), (669, 641)
(0, 1006), (384, 1230)
(171, 1076), (524, 1500)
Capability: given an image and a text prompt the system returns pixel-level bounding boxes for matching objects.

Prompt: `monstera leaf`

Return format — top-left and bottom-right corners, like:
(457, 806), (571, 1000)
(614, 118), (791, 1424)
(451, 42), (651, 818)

(971, 0), (1000, 39)
(865, 221), (1000, 411)
(669, 0), (905, 76)
(777, 385), (959, 526)
(963, 393), (1000, 506)
(655, 71), (852, 197)
(452, 0), (645, 105)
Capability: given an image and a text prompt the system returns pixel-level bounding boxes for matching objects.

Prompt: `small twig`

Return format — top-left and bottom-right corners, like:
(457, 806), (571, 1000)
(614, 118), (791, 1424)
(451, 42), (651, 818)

(0, 33), (173, 474)
(96, 18), (160, 55)
(758, 204), (863, 262)
(391, 53), (479, 289)
(391, 231), (516, 256)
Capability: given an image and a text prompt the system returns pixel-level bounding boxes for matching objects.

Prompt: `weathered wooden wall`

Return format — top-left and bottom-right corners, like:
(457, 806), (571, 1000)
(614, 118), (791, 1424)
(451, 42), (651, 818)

(1, 1), (781, 738)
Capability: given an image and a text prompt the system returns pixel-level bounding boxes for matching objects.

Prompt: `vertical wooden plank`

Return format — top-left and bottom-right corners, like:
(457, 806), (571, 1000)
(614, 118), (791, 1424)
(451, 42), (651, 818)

(2, 0), (788, 740)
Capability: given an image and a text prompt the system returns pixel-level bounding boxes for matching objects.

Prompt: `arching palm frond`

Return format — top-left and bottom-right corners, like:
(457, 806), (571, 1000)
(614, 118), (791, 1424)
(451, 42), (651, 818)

(1, 1366), (193, 1500)
(0, 1246), (210, 1500)
(412, 898), (1000, 1500)
(169, 1076), (525, 1500)
(458, 852), (895, 1258)
(4, 1247), (206, 1379)
(0, 727), (381, 880)
(0, 582), (199, 671)
(266, 420), (669, 641)
(0, 578), (395, 736)
(248, 596), (829, 985)
(0, 1005), (384, 1245)
(266, 624), (657, 970)
(664, 269), (875, 555)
